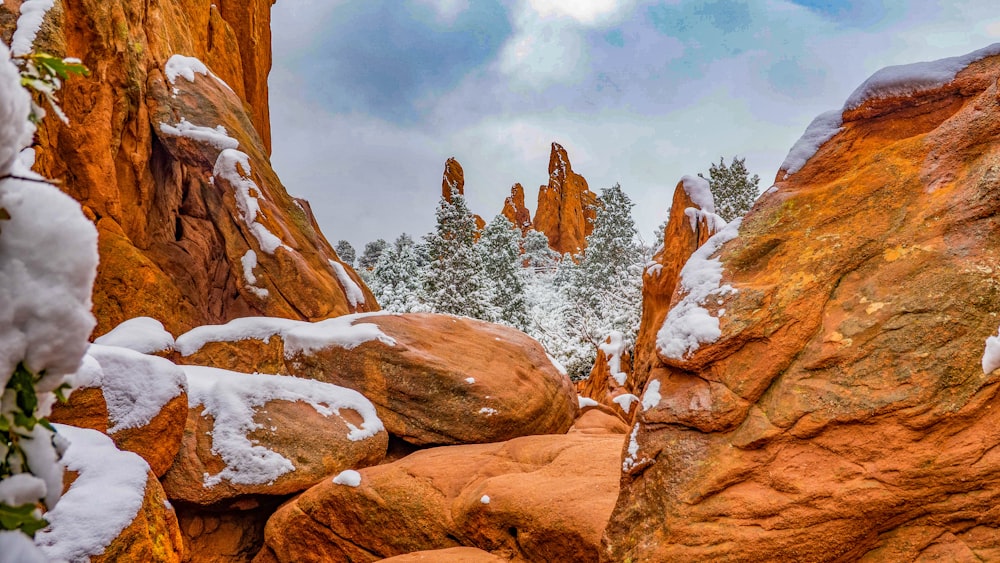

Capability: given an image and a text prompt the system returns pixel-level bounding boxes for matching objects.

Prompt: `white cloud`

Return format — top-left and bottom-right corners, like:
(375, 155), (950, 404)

(497, 21), (589, 88)
(526, 0), (635, 26)
(412, 0), (470, 23)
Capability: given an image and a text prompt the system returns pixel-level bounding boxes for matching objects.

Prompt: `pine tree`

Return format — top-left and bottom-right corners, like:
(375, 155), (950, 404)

(478, 215), (528, 330)
(358, 239), (388, 270)
(560, 183), (644, 379)
(522, 229), (560, 270)
(334, 240), (356, 267)
(423, 188), (493, 319)
(698, 156), (760, 222)
(369, 233), (425, 313)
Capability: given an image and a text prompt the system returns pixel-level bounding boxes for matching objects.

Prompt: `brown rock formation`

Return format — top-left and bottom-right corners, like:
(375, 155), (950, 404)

(577, 333), (636, 421)
(500, 183), (533, 233)
(441, 157), (486, 230)
(629, 177), (723, 402)
(379, 547), (508, 562)
(533, 143), (598, 256)
(177, 503), (277, 563)
(91, 473), (185, 563)
(256, 433), (624, 562)
(604, 49), (1000, 561)
(175, 313), (580, 446)
(0, 1), (373, 338)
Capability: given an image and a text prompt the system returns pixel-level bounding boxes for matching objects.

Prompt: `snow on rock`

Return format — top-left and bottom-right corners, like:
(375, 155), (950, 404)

(641, 379), (662, 410)
(329, 260), (365, 308)
(282, 314), (397, 356)
(35, 425), (150, 562)
(10, 0), (54, 56)
(612, 393), (639, 413)
(164, 54), (209, 85)
(158, 118), (239, 151)
(214, 149), (286, 254)
(184, 366), (384, 487)
(94, 317), (175, 354)
(622, 423), (648, 473)
(656, 219), (742, 360)
(684, 207), (727, 235)
(598, 331), (627, 386)
(465, 377), (476, 384)
(779, 110), (844, 178)
(546, 353), (569, 377)
(0, 44), (33, 175)
(845, 43), (1000, 110)
(0, 473), (47, 507)
(983, 327), (1000, 374)
(1, 530), (47, 563)
(175, 316), (301, 356)
(332, 470), (361, 487)
(578, 396), (599, 408)
(479, 407), (498, 416)
(241, 249), (269, 299)
(480, 494), (491, 504)
(680, 175), (714, 214)
(85, 344), (187, 433)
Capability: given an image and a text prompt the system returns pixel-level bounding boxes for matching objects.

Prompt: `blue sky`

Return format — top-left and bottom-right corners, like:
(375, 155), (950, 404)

(269, 0), (1000, 250)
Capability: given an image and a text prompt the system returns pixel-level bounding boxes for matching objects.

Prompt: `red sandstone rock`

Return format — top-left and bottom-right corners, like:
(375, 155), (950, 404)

(441, 157), (485, 230)
(604, 49), (1000, 562)
(177, 503), (277, 563)
(577, 333), (635, 421)
(532, 143), (598, 256)
(0, 1), (374, 338)
(256, 433), (624, 562)
(500, 183), (533, 233)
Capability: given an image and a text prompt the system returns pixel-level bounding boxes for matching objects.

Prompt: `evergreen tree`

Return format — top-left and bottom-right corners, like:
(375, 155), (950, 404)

(698, 156), (760, 222)
(334, 240), (356, 267)
(358, 238), (388, 270)
(423, 188), (493, 319)
(522, 229), (560, 270)
(560, 183), (644, 379)
(478, 215), (528, 330)
(369, 233), (425, 313)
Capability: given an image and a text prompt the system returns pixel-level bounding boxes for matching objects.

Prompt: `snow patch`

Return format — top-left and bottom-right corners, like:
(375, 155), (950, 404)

(656, 219), (742, 360)
(241, 249), (269, 299)
(94, 317), (175, 354)
(612, 393), (639, 413)
(329, 260), (365, 307)
(85, 344), (188, 433)
(480, 494), (491, 504)
(11, 0), (54, 56)
(35, 425), (150, 562)
(465, 377), (476, 384)
(545, 352), (568, 377)
(479, 407), (498, 416)
(578, 396), (599, 408)
(159, 118), (239, 151)
(332, 469), (361, 487)
(642, 379), (662, 410)
(645, 262), (663, 277)
(184, 366), (384, 487)
(164, 55), (209, 84)
(622, 423), (648, 472)
(779, 110), (844, 178)
(1, 531), (46, 563)
(684, 207), (727, 235)
(983, 326), (1000, 374)
(214, 149), (286, 254)
(175, 317), (301, 356)
(598, 331), (627, 386)
(282, 314), (397, 356)
(680, 175), (714, 214)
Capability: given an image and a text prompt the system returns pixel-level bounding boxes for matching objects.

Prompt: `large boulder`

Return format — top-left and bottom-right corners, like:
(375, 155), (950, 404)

(532, 142), (598, 256)
(161, 366), (387, 506)
(604, 45), (1000, 561)
(256, 432), (625, 562)
(174, 313), (579, 446)
(49, 344), (188, 477)
(36, 425), (184, 562)
(0, 0), (373, 338)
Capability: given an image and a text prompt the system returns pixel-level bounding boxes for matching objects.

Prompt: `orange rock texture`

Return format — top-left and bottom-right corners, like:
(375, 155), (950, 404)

(256, 433), (624, 562)
(441, 157), (486, 230)
(533, 142), (599, 256)
(0, 0), (373, 338)
(500, 183), (533, 233)
(604, 49), (1000, 561)
(91, 473), (185, 563)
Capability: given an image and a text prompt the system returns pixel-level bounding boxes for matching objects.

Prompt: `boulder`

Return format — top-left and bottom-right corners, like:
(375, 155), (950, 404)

(0, 0), (373, 338)
(604, 46), (1000, 562)
(174, 313), (579, 446)
(176, 503), (278, 563)
(532, 143), (598, 256)
(256, 433), (625, 562)
(161, 366), (388, 506)
(48, 344), (188, 477)
(36, 425), (184, 562)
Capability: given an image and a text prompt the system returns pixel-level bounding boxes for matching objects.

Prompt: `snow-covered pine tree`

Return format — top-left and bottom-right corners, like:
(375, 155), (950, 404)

(358, 239), (388, 270)
(423, 188), (494, 319)
(522, 228), (560, 270)
(478, 215), (528, 330)
(698, 156), (760, 222)
(561, 183), (644, 379)
(369, 233), (425, 313)
(334, 240), (357, 267)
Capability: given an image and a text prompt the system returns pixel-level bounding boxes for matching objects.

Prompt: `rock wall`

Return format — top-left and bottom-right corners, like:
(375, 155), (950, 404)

(604, 48), (1000, 561)
(0, 0), (373, 337)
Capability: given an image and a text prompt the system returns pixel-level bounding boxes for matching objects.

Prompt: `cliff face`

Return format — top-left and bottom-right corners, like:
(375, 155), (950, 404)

(533, 142), (598, 257)
(605, 47), (1000, 561)
(500, 183), (532, 233)
(0, 0), (373, 337)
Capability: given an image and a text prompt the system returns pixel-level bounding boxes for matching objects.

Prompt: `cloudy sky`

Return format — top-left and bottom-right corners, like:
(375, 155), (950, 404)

(268, 0), (1000, 251)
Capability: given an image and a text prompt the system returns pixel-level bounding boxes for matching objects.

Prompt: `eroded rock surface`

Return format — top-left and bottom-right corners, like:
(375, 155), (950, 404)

(605, 47), (1000, 562)
(533, 142), (598, 256)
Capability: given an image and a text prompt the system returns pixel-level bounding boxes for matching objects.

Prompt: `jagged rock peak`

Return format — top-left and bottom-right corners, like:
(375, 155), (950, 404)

(441, 156), (465, 202)
(501, 183), (533, 232)
(533, 142), (598, 256)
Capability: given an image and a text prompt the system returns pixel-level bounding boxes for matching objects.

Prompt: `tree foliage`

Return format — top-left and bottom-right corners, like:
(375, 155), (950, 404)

(334, 240), (356, 267)
(479, 215), (528, 330)
(698, 156), (760, 222)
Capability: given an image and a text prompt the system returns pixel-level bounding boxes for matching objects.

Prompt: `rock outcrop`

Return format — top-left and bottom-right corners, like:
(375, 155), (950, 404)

(0, 0), (373, 338)
(500, 183), (533, 233)
(441, 157), (486, 230)
(174, 313), (580, 446)
(256, 432), (624, 562)
(533, 142), (599, 256)
(604, 46), (1000, 561)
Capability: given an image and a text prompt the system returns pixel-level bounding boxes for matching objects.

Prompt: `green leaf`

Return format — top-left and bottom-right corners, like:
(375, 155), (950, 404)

(0, 502), (47, 536)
